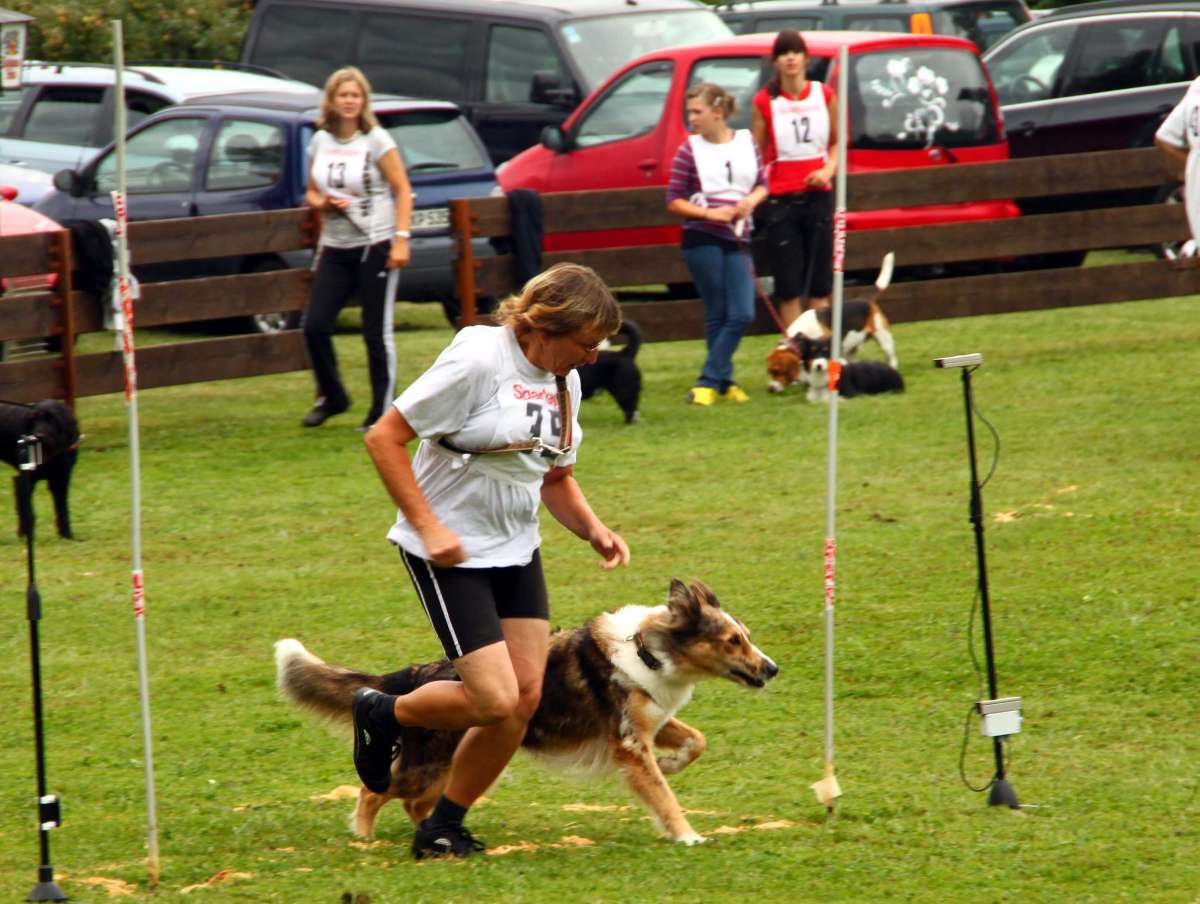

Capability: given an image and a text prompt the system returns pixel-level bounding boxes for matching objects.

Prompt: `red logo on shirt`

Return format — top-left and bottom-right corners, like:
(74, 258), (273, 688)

(512, 384), (559, 406)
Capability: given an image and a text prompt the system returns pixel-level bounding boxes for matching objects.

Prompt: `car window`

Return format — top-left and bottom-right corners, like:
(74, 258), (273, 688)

(845, 15), (908, 33)
(850, 47), (999, 149)
(1063, 18), (1177, 97)
(574, 61), (674, 148)
(988, 25), (1074, 104)
(0, 87), (27, 133)
(379, 109), (490, 172)
(126, 90), (173, 129)
(486, 25), (568, 104)
(359, 13), (471, 103)
(205, 119), (285, 191)
(1158, 22), (1188, 83)
(688, 57), (764, 130)
(758, 16), (823, 32)
(95, 117), (206, 195)
(933, 3), (1029, 52)
(561, 11), (729, 89)
(247, 3), (355, 88)
(21, 86), (104, 145)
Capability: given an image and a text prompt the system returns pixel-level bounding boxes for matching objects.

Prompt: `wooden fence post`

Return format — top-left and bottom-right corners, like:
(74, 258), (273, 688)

(49, 229), (77, 409)
(450, 198), (477, 329)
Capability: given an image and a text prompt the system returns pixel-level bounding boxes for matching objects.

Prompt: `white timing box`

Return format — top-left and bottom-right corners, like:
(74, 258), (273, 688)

(978, 696), (1022, 737)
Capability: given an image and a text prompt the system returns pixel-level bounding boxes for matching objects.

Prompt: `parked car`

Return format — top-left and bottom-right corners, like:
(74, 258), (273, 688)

(0, 62), (317, 178)
(36, 90), (497, 330)
(982, 0), (1200, 260)
(499, 31), (1019, 255)
(241, 0), (733, 163)
(718, 0), (1032, 51)
(0, 161), (53, 205)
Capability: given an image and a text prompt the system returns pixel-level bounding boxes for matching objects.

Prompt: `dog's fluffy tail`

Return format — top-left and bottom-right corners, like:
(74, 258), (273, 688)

(274, 638), (384, 725)
(615, 319), (642, 359)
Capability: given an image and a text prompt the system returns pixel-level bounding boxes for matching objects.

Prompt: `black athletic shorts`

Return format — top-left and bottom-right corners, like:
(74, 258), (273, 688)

(761, 190), (834, 301)
(398, 547), (550, 661)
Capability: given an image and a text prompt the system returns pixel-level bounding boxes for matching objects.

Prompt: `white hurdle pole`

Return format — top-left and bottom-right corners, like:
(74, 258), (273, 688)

(811, 44), (850, 813)
(111, 18), (161, 887)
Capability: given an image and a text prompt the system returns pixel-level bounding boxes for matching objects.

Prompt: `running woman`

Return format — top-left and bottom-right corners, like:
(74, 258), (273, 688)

(751, 29), (839, 329)
(302, 66), (413, 430)
(354, 263), (630, 859)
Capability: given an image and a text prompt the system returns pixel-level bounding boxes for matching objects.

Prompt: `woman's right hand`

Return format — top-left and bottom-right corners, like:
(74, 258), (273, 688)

(705, 205), (738, 224)
(418, 521), (466, 568)
(325, 195), (350, 211)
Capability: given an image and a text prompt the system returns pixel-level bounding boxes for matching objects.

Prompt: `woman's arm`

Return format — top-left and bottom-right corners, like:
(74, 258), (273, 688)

(364, 407), (464, 566)
(305, 173), (349, 211)
(751, 103), (768, 155)
(541, 466), (630, 570)
(806, 92), (838, 189)
(378, 147), (413, 269)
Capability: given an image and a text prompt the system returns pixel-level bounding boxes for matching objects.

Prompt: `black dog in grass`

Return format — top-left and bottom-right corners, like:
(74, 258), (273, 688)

(578, 319), (642, 424)
(0, 400), (80, 538)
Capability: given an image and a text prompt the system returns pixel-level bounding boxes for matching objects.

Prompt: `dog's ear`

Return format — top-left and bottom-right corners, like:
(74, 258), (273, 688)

(667, 578), (701, 622)
(688, 579), (720, 609)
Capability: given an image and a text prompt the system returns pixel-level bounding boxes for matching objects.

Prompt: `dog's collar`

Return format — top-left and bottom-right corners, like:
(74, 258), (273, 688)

(633, 633), (662, 671)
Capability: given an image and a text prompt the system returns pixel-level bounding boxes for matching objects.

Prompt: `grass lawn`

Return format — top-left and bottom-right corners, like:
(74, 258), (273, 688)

(1, 293), (1197, 903)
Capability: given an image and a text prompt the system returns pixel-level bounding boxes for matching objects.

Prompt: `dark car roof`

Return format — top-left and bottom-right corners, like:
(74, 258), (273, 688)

(721, 0), (1022, 9)
(167, 90), (464, 118)
(1043, 0), (1200, 17)
(256, 0), (710, 19)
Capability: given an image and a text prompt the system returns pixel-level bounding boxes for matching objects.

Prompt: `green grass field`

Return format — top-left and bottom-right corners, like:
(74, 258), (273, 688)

(1, 295), (1197, 903)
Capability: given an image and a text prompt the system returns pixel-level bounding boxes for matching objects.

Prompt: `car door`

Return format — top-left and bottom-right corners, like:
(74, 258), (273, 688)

(192, 117), (290, 217)
(986, 20), (1080, 157)
(472, 23), (577, 163)
(3, 84), (107, 174)
(1039, 15), (1190, 155)
(66, 115), (210, 223)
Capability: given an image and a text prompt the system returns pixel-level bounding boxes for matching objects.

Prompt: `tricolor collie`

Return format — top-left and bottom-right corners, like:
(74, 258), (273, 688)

(275, 579), (777, 845)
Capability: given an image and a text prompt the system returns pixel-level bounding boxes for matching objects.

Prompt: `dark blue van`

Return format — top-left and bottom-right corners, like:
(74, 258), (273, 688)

(36, 89), (497, 330)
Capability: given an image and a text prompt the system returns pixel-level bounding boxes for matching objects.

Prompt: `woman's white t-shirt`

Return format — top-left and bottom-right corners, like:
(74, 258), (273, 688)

(388, 325), (583, 568)
(308, 126), (398, 248)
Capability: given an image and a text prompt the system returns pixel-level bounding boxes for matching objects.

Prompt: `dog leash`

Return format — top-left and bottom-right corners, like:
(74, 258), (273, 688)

(437, 375), (572, 460)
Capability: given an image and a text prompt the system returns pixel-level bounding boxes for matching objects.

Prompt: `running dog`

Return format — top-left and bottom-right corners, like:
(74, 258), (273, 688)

(1, 399), (81, 538)
(577, 319), (643, 423)
(275, 579), (777, 845)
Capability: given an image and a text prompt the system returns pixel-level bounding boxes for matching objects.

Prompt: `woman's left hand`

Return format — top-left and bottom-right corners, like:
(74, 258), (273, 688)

(388, 238), (410, 269)
(589, 525), (630, 570)
(805, 165), (835, 189)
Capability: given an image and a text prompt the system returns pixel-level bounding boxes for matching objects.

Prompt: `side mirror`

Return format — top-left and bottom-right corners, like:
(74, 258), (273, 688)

(52, 169), (84, 197)
(539, 125), (567, 153)
(530, 70), (578, 108)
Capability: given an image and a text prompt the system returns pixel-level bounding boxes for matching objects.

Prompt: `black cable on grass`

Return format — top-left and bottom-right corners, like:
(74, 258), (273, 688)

(969, 382), (1001, 490)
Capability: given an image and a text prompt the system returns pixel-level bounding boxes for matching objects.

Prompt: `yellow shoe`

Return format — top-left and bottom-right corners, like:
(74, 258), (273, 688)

(687, 386), (718, 406)
(721, 385), (750, 403)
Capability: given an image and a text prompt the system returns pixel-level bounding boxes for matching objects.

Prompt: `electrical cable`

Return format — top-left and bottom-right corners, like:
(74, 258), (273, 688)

(967, 365), (1001, 490)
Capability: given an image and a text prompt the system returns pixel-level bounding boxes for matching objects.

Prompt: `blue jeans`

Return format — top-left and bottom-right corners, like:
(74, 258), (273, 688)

(682, 243), (756, 391)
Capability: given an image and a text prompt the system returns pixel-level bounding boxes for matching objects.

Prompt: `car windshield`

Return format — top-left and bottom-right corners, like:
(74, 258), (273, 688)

(377, 110), (490, 171)
(849, 47), (999, 149)
(561, 11), (732, 89)
(685, 56), (831, 130)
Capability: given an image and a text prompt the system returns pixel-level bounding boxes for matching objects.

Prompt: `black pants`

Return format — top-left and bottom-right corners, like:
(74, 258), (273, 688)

(303, 241), (396, 424)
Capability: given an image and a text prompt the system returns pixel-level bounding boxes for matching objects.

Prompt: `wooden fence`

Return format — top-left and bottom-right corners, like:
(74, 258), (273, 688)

(0, 209), (316, 405)
(451, 147), (1197, 340)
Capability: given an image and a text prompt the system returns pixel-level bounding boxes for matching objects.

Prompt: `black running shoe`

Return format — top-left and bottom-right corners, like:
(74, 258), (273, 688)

(351, 688), (399, 793)
(411, 820), (486, 860)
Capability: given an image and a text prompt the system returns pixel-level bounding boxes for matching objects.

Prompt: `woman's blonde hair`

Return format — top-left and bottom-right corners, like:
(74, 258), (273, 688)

(317, 66), (379, 133)
(494, 263), (621, 339)
(685, 82), (739, 118)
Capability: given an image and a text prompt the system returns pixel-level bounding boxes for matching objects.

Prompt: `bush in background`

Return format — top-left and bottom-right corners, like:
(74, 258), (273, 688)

(8, 0), (252, 63)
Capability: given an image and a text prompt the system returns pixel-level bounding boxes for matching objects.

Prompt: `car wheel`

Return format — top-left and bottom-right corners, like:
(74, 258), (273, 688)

(1153, 182), (1188, 261)
(243, 258), (301, 333)
(440, 295), (497, 328)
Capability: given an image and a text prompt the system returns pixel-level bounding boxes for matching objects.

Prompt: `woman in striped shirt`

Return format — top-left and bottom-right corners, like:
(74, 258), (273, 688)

(666, 83), (768, 407)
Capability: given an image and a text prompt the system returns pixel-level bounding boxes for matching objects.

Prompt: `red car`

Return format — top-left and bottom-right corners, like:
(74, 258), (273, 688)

(0, 185), (60, 296)
(499, 31), (1019, 251)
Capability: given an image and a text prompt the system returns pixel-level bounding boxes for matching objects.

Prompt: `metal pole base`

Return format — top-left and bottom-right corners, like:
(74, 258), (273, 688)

(27, 879), (67, 902)
(988, 778), (1020, 809)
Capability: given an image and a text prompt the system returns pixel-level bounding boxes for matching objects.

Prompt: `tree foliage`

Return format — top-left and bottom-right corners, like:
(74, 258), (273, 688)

(7, 0), (253, 63)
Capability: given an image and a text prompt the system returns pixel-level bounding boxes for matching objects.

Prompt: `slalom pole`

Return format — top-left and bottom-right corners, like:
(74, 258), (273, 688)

(811, 44), (850, 813)
(111, 19), (161, 887)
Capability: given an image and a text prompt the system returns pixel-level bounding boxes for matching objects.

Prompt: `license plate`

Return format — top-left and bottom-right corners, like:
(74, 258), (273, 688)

(412, 206), (449, 233)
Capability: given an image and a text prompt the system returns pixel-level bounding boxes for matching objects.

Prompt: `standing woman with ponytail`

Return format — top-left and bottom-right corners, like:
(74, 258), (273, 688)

(666, 83), (768, 407)
(751, 30), (838, 329)
(302, 66), (413, 430)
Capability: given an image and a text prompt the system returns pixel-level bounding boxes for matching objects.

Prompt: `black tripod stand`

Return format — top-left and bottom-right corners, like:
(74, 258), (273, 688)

(937, 355), (1019, 809)
(15, 435), (68, 902)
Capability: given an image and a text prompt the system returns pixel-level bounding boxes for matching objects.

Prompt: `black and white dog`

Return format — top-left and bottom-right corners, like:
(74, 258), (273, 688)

(805, 358), (905, 402)
(1, 399), (81, 538)
(577, 319), (643, 424)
